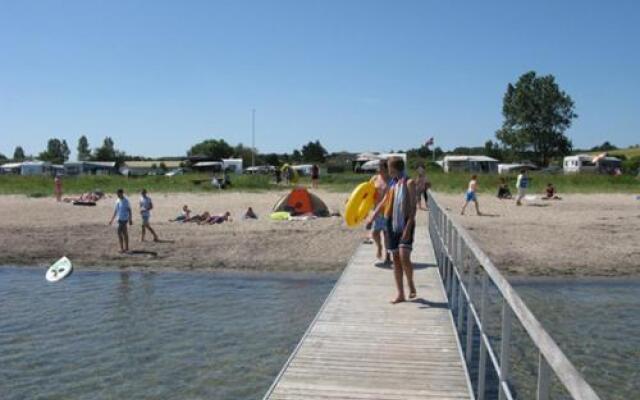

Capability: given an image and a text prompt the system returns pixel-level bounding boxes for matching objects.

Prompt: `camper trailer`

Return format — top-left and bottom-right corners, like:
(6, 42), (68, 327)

(442, 155), (498, 173)
(563, 154), (622, 174)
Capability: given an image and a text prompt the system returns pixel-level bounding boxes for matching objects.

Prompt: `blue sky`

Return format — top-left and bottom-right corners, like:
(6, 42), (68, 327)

(1, 0), (639, 159)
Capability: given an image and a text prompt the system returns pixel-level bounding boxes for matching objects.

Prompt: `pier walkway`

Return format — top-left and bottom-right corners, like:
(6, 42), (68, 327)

(264, 223), (473, 400)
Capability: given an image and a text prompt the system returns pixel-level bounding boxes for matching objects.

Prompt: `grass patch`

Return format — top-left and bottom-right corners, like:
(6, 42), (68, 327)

(0, 170), (637, 196)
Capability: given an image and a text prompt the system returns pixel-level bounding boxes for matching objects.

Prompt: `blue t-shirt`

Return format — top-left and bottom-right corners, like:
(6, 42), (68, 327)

(114, 197), (131, 222)
(139, 196), (152, 217)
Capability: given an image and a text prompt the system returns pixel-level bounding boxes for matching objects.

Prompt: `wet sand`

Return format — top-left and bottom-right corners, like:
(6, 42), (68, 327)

(435, 193), (640, 276)
(0, 190), (362, 272)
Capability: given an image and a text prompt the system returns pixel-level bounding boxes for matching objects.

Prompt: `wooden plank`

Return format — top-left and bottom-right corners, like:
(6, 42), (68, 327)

(264, 222), (473, 400)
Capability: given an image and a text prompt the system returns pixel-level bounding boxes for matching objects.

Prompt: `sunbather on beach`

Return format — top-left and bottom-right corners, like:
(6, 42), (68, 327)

(169, 205), (192, 222)
(199, 211), (232, 225)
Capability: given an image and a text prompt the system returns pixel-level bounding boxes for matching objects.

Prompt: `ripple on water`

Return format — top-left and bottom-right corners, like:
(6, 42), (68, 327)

(0, 267), (336, 400)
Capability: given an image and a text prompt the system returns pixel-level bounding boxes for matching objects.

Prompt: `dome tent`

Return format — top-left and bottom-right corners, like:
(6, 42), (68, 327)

(272, 187), (329, 217)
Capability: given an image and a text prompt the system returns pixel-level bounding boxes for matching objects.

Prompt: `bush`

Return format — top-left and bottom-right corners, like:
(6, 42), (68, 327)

(622, 156), (640, 175)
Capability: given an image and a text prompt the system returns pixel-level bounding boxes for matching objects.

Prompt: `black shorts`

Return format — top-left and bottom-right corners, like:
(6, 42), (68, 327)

(386, 220), (415, 252)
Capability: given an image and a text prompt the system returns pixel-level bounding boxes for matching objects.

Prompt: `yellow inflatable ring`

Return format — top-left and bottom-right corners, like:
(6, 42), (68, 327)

(344, 181), (376, 227)
(281, 164), (299, 184)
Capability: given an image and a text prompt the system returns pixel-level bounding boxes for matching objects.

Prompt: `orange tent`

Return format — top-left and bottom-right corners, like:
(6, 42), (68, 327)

(273, 188), (329, 216)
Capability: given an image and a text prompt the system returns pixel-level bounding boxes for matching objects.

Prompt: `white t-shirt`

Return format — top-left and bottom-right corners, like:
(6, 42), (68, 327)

(114, 197), (131, 222)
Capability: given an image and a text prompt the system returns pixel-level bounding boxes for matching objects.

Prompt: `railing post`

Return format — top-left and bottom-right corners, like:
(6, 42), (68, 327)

(499, 303), (513, 400)
(456, 235), (468, 332)
(465, 252), (476, 364)
(477, 273), (488, 400)
(537, 352), (552, 400)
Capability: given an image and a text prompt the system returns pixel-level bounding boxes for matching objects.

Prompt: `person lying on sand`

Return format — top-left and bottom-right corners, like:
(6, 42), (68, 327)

(244, 207), (258, 219)
(542, 183), (562, 200)
(198, 211), (232, 225)
(63, 191), (105, 203)
(169, 205), (192, 222)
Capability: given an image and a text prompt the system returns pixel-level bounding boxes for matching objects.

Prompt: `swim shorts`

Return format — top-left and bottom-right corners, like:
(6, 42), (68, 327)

(373, 215), (387, 232)
(465, 190), (476, 202)
(117, 220), (128, 234)
(386, 219), (415, 252)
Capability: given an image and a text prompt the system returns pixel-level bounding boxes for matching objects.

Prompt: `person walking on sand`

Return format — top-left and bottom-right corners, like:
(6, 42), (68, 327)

(368, 157), (417, 303)
(461, 175), (482, 216)
(109, 189), (133, 253)
(139, 189), (159, 242)
(366, 160), (391, 264)
(311, 164), (320, 189)
(54, 175), (63, 202)
(415, 164), (431, 210)
(516, 169), (529, 206)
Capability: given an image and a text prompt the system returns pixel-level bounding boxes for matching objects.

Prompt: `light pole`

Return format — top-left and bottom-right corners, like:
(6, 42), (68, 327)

(251, 108), (256, 167)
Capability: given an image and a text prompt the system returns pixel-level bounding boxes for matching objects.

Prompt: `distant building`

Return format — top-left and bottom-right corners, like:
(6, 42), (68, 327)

(1, 161), (54, 176)
(353, 152), (407, 172)
(119, 160), (183, 176)
(498, 163), (538, 175)
(64, 161), (117, 176)
(442, 155), (499, 173)
(563, 154), (621, 174)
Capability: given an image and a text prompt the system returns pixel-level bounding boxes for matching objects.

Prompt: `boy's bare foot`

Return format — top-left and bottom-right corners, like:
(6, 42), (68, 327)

(391, 296), (406, 304)
(153, 238), (160, 242)
(409, 291), (417, 299)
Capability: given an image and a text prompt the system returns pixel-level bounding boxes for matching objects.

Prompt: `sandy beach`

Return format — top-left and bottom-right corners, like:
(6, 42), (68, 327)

(435, 193), (640, 276)
(0, 190), (362, 273)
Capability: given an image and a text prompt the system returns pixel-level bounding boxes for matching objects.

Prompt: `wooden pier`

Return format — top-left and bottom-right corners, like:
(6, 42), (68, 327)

(264, 223), (473, 400)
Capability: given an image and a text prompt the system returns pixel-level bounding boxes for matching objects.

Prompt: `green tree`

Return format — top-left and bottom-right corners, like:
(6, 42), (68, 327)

(38, 138), (69, 164)
(590, 141), (617, 152)
(13, 146), (25, 161)
(301, 140), (328, 163)
(263, 153), (281, 166)
(187, 139), (234, 160)
(0, 152), (7, 162)
(77, 135), (91, 161)
(291, 149), (303, 163)
(496, 71), (576, 166)
(483, 140), (503, 160)
(233, 143), (256, 167)
(93, 137), (117, 161)
(159, 162), (167, 172)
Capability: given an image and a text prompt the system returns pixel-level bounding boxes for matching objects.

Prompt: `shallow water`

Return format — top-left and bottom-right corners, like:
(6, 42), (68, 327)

(511, 278), (640, 400)
(0, 267), (336, 400)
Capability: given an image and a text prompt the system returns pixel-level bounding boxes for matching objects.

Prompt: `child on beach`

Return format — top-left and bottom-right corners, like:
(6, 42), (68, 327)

(516, 169), (529, 206)
(366, 159), (391, 263)
(461, 175), (482, 216)
(415, 164), (431, 210)
(170, 205), (192, 222)
(139, 189), (159, 242)
(244, 207), (258, 219)
(497, 178), (512, 199)
(54, 175), (63, 202)
(542, 183), (562, 200)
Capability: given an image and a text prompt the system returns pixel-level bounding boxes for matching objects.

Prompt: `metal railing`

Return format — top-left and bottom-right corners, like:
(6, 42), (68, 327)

(428, 191), (601, 400)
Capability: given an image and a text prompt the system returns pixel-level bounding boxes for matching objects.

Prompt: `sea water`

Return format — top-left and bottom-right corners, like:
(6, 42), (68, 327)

(510, 278), (640, 400)
(0, 267), (336, 400)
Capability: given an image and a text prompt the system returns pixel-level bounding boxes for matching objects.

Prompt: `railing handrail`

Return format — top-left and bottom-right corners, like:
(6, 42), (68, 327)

(428, 190), (600, 400)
